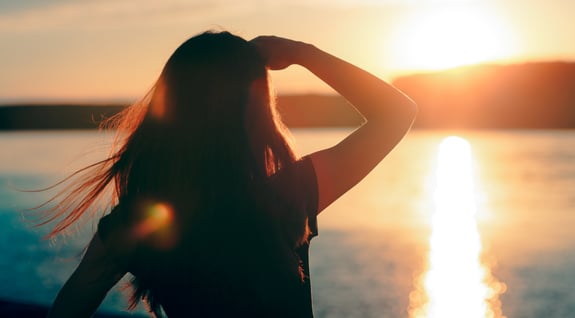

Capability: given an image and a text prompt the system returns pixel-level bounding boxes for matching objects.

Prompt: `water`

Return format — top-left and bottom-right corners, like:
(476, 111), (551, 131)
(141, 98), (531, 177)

(1, 129), (574, 317)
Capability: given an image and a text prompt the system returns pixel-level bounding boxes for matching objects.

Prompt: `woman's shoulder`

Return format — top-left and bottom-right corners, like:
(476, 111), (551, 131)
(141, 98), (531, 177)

(267, 156), (317, 203)
(268, 156), (319, 233)
(97, 204), (127, 240)
(272, 156), (316, 188)
(96, 204), (138, 265)
(97, 204), (140, 252)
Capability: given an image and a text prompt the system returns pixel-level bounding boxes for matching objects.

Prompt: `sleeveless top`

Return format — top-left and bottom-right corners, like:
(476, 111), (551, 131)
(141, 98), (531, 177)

(98, 157), (319, 317)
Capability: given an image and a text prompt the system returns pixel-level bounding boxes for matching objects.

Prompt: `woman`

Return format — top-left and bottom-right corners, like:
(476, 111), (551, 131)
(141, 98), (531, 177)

(43, 31), (416, 317)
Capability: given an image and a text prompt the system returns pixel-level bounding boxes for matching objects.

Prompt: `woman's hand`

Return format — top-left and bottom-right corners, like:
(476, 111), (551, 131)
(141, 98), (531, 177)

(252, 35), (417, 215)
(250, 36), (309, 70)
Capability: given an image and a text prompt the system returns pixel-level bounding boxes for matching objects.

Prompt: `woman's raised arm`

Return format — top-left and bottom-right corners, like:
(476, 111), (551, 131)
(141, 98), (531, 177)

(252, 36), (417, 213)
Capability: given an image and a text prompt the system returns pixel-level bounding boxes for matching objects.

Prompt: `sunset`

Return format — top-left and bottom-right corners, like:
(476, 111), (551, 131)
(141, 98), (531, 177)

(1, 1), (575, 318)
(390, 4), (517, 71)
(1, 0), (575, 100)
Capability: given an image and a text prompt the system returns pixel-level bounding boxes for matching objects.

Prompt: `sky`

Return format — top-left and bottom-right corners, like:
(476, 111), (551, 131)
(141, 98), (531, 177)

(1, 0), (574, 102)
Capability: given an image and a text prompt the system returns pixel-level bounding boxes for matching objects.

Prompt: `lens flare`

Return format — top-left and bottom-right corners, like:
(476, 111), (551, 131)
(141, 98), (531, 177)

(132, 201), (177, 248)
(410, 136), (506, 318)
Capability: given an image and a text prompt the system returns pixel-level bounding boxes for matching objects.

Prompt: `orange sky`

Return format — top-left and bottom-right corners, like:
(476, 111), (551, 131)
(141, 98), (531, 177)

(1, 0), (574, 101)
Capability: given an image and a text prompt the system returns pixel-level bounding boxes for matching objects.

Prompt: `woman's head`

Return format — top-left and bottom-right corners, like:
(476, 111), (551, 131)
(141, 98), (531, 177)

(150, 31), (266, 126)
(128, 31), (294, 187)
(35, 31), (297, 238)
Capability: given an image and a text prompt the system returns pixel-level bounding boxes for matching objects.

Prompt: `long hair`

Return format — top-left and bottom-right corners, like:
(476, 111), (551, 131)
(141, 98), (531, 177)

(34, 31), (308, 314)
(36, 31), (297, 235)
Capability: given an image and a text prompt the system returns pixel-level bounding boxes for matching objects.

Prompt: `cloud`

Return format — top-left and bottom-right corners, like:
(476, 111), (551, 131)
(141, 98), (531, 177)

(0, 0), (261, 32)
(0, 0), (450, 33)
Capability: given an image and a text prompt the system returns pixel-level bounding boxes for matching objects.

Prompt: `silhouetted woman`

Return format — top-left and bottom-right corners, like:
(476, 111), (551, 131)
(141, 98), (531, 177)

(42, 31), (416, 317)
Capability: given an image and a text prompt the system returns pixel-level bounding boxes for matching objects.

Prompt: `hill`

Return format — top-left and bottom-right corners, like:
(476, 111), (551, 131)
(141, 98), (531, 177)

(392, 61), (575, 129)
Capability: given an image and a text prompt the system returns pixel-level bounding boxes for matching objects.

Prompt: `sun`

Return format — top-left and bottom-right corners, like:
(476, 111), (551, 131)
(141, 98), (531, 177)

(390, 4), (517, 71)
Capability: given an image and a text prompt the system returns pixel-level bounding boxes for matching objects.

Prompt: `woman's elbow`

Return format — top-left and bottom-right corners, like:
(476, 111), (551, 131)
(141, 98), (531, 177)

(398, 98), (418, 129)
(404, 96), (418, 120)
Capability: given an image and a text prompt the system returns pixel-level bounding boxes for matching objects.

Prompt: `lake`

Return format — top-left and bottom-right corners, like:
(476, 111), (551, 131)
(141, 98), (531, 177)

(1, 129), (574, 317)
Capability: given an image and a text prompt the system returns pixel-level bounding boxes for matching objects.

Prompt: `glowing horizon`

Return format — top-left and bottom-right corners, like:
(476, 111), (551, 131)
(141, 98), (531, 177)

(1, 1), (575, 100)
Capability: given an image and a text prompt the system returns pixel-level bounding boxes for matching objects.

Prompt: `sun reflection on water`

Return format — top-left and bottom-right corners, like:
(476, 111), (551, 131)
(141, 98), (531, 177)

(410, 136), (506, 318)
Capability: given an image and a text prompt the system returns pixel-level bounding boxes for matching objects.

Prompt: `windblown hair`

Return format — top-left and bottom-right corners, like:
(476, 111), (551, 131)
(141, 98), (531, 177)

(34, 31), (308, 315)
(37, 31), (296, 235)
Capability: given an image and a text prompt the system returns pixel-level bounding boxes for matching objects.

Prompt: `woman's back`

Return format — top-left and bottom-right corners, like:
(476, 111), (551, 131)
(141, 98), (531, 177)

(97, 156), (319, 317)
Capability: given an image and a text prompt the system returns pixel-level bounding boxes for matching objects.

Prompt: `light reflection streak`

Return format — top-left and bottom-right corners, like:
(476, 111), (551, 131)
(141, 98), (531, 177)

(410, 136), (506, 318)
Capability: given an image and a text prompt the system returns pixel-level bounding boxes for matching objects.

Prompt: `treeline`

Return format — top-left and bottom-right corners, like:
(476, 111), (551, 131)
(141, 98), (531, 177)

(0, 96), (363, 130)
(2, 61), (575, 130)
(0, 104), (123, 130)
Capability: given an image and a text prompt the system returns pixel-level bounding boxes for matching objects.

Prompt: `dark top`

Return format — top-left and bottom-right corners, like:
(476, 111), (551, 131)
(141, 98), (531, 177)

(98, 157), (319, 317)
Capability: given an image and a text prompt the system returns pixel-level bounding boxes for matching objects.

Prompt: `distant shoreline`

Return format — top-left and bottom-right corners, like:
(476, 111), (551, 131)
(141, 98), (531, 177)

(0, 95), (365, 130)
(0, 104), (124, 130)
(2, 98), (574, 130)
(3, 61), (575, 130)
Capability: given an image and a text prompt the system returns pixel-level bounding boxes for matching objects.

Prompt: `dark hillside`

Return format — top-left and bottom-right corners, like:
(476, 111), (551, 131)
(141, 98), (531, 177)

(392, 61), (575, 129)
(2, 62), (575, 130)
